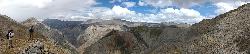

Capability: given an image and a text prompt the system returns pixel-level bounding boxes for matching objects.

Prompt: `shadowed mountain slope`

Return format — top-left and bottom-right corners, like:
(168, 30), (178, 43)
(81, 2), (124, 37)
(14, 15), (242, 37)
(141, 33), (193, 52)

(82, 3), (250, 54)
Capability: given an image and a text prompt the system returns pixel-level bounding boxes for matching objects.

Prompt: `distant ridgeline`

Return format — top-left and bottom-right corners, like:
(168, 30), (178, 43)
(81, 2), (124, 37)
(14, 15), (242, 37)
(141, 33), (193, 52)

(1, 3), (250, 54)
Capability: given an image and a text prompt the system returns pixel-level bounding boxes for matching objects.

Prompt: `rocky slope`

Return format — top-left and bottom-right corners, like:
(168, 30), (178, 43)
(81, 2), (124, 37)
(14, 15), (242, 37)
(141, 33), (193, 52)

(82, 25), (189, 54)
(144, 3), (250, 54)
(77, 24), (128, 53)
(185, 3), (250, 54)
(42, 19), (87, 47)
(81, 3), (250, 54)
(83, 30), (141, 54)
(0, 15), (71, 54)
(41, 19), (132, 54)
(22, 18), (78, 54)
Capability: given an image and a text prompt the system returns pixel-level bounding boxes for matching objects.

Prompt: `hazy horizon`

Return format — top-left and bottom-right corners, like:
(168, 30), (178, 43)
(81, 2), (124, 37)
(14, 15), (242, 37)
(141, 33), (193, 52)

(0, 0), (249, 24)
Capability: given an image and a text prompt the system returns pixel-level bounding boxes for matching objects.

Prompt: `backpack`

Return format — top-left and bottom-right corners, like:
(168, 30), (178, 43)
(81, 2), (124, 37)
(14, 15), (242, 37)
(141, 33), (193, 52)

(29, 29), (34, 33)
(6, 33), (9, 39)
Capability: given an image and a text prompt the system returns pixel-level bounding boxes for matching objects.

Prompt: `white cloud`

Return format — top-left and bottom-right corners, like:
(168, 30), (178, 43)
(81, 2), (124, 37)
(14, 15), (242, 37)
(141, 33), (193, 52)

(2, 0), (248, 24)
(161, 8), (201, 17)
(111, 6), (135, 15)
(143, 0), (173, 8)
(138, 1), (145, 6)
(214, 2), (235, 14)
(109, 0), (126, 3)
(139, 0), (250, 8)
(38, 5), (205, 24)
(147, 8), (205, 23)
(0, 0), (52, 8)
(0, 0), (96, 21)
(46, 0), (248, 24)
(122, 2), (136, 7)
(54, 6), (136, 21)
(214, 1), (249, 14)
(180, 8), (201, 17)
(84, 6), (206, 24)
(140, 0), (208, 8)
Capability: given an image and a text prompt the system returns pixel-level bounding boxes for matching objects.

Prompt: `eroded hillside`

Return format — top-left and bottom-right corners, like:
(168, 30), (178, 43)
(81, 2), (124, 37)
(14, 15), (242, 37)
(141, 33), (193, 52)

(0, 15), (71, 54)
(82, 3), (250, 54)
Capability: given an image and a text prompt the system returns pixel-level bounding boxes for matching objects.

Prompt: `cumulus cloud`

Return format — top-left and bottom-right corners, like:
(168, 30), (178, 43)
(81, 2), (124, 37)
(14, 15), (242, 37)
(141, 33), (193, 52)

(141, 0), (206, 8)
(109, 0), (207, 8)
(56, 6), (136, 21)
(61, 0), (249, 24)
(122, 2), (136, 7)
(142, 0), (173, 8)
(0, 0), (52, 8)
(90, 6), (136, 20)
(0, 0), (207, 24)
(1, 0), (249, 24)
(62, 5), (205, 24)
(214, 1), (249, 14)
(139, 0), (250, 8)
(82, 6), (206, 24)
(139, 8), (206, 23)
(162, 8), (201, 17)
(111, 6), (135, 15)
(0, 0), (96, 21)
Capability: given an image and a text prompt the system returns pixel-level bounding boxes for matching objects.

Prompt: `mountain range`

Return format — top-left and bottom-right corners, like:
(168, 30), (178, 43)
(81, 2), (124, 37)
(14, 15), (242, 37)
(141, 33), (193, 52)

(0, 3), (250, 54)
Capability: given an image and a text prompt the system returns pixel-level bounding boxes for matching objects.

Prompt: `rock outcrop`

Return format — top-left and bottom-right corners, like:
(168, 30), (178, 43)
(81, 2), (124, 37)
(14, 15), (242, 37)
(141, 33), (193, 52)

(22, 18), (78, 54)
(77, 24), (127, 54)
(185, 3), (250, 54)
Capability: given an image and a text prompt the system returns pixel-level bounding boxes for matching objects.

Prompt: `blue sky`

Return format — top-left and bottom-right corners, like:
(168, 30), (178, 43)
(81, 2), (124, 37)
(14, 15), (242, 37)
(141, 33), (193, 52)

(96, 0), (180, 14)
(0, 0), (249, 24)
(95, 0), (217, 16)
(191, 2), (218, 16)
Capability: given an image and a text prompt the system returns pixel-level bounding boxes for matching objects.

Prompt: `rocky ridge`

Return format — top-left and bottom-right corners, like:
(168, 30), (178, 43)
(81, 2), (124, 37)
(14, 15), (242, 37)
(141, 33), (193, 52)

(0, 15), (71, 54)
(81, 3), (250, 54)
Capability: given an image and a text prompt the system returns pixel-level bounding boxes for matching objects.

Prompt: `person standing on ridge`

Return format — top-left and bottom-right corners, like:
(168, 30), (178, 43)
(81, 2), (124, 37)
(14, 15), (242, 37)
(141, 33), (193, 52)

(29, 26), (34, 40)
(6, 30), (14, 49)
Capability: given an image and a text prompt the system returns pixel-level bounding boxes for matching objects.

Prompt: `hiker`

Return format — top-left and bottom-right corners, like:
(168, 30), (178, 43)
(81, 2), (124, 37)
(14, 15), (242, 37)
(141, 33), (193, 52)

(29, 26), (34, 40)
(6, 30), (14, 48)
